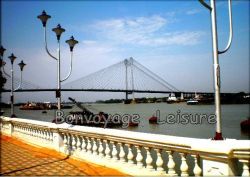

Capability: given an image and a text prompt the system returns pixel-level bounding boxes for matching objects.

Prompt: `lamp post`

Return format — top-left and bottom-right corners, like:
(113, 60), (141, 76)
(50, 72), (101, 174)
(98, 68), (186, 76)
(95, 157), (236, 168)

(37, 10), (78, 111)
(8, 53), (17, 117)
(199, 0), (233, 140)
(0, 46), (27, 117)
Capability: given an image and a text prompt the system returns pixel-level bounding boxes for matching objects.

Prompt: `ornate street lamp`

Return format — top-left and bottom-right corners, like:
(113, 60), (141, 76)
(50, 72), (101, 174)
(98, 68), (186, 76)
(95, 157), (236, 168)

(37, 10), (51, 27)
(16, 60), (26, 90)
(0, 46), (27, 118)
(52, 24), (65, 41)
(66, 36), (78, 52)
(37, 10), (78, 111)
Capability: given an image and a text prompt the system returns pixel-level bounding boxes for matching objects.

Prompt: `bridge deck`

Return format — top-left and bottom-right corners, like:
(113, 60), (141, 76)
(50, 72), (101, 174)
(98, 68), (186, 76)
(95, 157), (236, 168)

(0, 135), (127, 176)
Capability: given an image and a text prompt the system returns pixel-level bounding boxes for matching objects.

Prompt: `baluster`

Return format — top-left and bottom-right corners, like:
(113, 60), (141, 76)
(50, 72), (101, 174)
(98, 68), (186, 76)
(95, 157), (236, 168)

(104, 140), (111, 159)
(81, 136), (86, 152)
(98, 138), (104, 158)
(32, 128), (35, 137)
(17, 125), (20, 135)
(191, 154), (202, 176)
(127, 144), (134, 165)
(76, 135), (81, 152)
(156, 149), (164, 174)
(135, 145), (143, 168)
(145, 147), (153, 170)
(21, 126), (24, 134)
(240, 160), (250, 176)
(63, 134), (68, 154)
(23, 126), (25, 135)
(18, 125), (21, 136)
(86, 137), (92, 154)
(27, 127), (30, 137)
(180, 153), (188, 176)
(22, 126), (25, 135)
(25, 126), (27, 135)
(45, 131), (49, 142)
(39, 129), (42, 141)
(43, 130), (47, 140)
(23, 126), (26, 135)
(118, 142), (126, 163)
(29, 127), (31, 136)
(41, 130), (44, 141)
(37, 129), (40, 139)
(111, 141), (118, 161)
(44, 131), (48, 143)
(71, 134), (77, 152)
(19, 125), (21, 134)
(30, 127), (33, 137)
(31, 128), (34, 139)
(37, 129), (41, 139)
(166, 150), (177, 176)
(67, 133), (71, 153)
(49, 131), (53, 142)
(43, 129), (47, 143)
(19, 125), (22, 135)
(27, 127), (30, 136)
(92, 138), (98, 155)
(47, 130), (51, 143)
(41, 130), (44, 143)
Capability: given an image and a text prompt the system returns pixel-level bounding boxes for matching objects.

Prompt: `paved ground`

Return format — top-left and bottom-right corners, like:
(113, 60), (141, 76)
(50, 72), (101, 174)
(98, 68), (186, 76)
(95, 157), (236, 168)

(0, 135), (127, 176)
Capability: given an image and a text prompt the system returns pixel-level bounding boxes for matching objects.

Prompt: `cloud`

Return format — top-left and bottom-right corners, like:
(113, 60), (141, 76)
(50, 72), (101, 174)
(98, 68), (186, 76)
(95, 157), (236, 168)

(186, 9), (201, 15)
(90, 15), (204, 47)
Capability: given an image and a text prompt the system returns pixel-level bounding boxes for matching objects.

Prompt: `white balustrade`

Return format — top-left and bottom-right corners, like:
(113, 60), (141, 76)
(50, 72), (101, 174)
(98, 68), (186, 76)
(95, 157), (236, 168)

(1, 116), (249, 176)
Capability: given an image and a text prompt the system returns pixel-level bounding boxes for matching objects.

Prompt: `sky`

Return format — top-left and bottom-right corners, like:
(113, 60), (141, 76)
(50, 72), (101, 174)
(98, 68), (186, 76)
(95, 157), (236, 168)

(1, 0), (249, 103)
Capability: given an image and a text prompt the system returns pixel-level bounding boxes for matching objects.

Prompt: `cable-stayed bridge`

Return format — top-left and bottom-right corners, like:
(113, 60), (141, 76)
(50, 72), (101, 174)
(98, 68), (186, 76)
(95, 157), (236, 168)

(2, 57), (218, 99)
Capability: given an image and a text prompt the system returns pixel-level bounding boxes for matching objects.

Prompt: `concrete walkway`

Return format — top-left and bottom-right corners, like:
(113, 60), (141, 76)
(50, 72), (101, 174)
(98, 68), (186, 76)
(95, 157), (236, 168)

(0, 135), (127, 176)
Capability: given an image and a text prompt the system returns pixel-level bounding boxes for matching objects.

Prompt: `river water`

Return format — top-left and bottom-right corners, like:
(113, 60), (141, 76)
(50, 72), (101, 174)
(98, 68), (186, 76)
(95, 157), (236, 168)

(2, 103), (249, 140)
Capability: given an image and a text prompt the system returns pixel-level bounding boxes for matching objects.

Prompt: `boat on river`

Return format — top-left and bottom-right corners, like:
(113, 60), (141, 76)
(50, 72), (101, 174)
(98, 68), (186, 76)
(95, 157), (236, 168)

(240, 118), (250, 133)
(20, 102), (72, 110)
(166, 93), (182, 104)
(187, 99), (199, 105)
(149, 116), (158, 124)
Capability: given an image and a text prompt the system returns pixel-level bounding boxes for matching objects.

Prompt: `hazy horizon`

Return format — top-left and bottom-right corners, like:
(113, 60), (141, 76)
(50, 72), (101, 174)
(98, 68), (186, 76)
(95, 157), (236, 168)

(1, 0), (249, 103)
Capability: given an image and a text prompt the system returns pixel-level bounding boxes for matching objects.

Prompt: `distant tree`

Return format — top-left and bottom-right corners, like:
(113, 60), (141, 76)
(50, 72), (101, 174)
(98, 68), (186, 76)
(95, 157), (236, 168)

(0, 67), (7, 105)
(0, 60), (7, 90)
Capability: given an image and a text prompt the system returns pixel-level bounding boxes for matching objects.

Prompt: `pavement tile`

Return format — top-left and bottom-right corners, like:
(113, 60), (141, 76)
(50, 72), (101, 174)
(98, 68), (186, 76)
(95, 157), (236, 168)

(0, 135), (128, 176)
